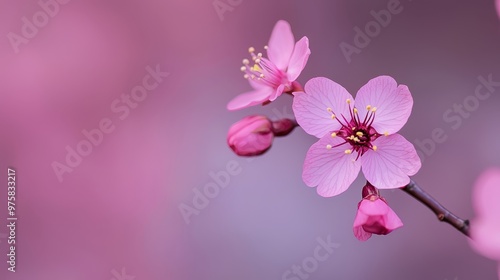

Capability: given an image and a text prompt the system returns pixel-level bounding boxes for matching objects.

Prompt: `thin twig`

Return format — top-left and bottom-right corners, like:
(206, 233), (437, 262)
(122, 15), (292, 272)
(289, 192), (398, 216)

(401, 180), (470, 237)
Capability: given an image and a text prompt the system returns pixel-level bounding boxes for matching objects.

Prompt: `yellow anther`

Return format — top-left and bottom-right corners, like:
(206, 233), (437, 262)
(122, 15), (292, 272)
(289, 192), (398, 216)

(251, 64), (262, 72)
(243, 74), (249, 79)
(353, 108), (358, 114)
(384, 131), (389, 136)
(259, 74), (265, 78)
(353, 137), (360, 142)
(257, 53), (263, 57)
(345, 149), (352, 154)
(371, 107), (377, 112)
(326, 144), (332, 150)
(356, 131), (363, 137)
(331, 114), (336, 120)
(346, 99), (351, 104)
(372, 145), (378, 151)
(348, 135), (355, 140)
(240, 66), (246, 72)
(327, 107), (333, 112)
(255, 58), (261, 64)
(366, 105), (372, 110)
(242, 59), (250, 65)
(248, 47), (255, 53)
(352, 127), (356, 131)
(331, 132), (337, 138)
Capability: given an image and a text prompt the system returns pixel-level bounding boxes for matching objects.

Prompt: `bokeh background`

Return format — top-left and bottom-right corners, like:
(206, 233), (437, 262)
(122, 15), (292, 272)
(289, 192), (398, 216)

(0, 0), (499, 279)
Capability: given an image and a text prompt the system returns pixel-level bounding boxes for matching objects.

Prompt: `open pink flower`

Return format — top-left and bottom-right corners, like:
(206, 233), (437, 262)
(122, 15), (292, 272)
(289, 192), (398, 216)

(353, 183), (403, 241)
(293, 76), (421, 197)
(469, 168), (500, 279)
(227, 20), (311, 111)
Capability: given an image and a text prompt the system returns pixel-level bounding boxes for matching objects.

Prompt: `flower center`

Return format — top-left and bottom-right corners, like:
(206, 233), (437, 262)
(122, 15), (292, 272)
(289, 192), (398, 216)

(325, 99), (381, 159)
(240, 46), (289, 90)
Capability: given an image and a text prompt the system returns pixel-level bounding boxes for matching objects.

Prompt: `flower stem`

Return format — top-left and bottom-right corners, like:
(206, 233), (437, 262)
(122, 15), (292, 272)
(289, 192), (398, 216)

(401, 180), (470, 237)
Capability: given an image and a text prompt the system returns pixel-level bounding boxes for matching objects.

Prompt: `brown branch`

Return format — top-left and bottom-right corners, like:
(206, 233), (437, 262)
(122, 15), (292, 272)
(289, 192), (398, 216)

(401, 180), (470, 237)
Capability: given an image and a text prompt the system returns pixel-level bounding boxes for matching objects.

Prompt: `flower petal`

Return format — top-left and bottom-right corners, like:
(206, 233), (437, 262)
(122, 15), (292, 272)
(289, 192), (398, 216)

(354, 76), (413, 135)
(469, 218), (500, 260)
(353, 223), (372, 241)
(497, 0), (500, 18)
(268, 84), (285, 102)
(473, 168), (500, 220)
(302, 135), (361, 197)
(286, 36), (311, 82)
(227, 88), (273, 111)
(383, 203), (404, 231)
(358, 199), (390, 216)
(267, 20), (295, 70)
(293, 77), (354, 138)
(361, 134), (421, 189)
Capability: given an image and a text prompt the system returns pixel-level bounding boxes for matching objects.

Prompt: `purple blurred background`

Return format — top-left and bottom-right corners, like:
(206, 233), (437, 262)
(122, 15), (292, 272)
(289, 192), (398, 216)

(0, 0), (499, 279)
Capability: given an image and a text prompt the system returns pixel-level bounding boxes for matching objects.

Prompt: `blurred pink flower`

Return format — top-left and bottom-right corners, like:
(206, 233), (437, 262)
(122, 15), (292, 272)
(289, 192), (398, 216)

(227, 116), (297, 156)
(353, 183), (403, 241)
(293, 76), (421, 197)
(497, 0), (500, 18)
(227, 20), (311, 111)
(469, 168), (500, 279)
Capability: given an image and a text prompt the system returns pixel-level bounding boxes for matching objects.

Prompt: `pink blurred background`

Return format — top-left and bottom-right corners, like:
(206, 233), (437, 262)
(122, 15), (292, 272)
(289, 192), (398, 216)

(0, 0), (499, 279)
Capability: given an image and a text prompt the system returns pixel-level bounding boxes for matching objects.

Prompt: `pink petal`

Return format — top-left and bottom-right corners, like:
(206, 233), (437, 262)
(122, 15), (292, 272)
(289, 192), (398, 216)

(497, 0), (500, 18)
(302, 135), (361, 197)
(358, 199), (390, 216)
(292, 77), (354, 138)
(267, 20), (295, 71)
(383, 203), (404, 231)
(354, 76), (413, 135)
(268, 84), (285, 102)
(227, 88), (273, 111)
(286, 36), (311, 82)
(473, 168), (500, 220)
(469, 218), (500, 260)
(497, 264), (500, 279)
(353, 224), (372, 241)
(361, 134), (421, 189)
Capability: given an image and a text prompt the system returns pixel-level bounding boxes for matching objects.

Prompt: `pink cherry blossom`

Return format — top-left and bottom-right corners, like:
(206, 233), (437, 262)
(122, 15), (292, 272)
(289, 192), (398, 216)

(469, 168), (500, 279)
(353, 183), (403, 241)
(227, 116), (274, 156)
(227, 20), (311, 111)
(227, 116), (297, 156)
(293, 76), (421, 197)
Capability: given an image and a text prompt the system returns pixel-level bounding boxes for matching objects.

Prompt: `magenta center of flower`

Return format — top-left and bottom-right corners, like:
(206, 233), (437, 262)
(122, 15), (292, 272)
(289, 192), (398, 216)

(326, 100), (382, 160)
(240, 46), (290, 90)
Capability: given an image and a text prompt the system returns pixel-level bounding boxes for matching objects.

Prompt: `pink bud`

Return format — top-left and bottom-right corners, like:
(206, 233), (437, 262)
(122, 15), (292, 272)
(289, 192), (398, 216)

(227, 116), (273, 156)
(353, 183), (403, 241)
